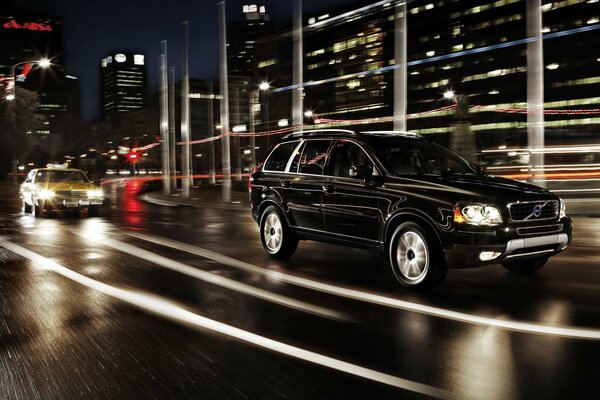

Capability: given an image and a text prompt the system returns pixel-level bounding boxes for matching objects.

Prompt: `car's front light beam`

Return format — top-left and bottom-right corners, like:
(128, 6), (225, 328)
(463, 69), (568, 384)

(454, 203), (503, 226)
(38, 190), (55, 199)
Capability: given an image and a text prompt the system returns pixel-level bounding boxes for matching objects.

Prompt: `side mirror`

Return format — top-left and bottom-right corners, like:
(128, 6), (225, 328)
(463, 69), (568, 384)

(349, 165), (373, 180)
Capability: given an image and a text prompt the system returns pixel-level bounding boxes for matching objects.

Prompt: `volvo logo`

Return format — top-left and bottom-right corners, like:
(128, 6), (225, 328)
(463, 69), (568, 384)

(533, 204), (543, 218)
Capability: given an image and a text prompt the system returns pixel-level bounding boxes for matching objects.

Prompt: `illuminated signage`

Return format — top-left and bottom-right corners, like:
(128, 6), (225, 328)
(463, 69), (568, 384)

(243, 4), (258, 13)
(115, 54), (126, 63)
(134, 54), (144, 65)
(3, 19), (53, 32)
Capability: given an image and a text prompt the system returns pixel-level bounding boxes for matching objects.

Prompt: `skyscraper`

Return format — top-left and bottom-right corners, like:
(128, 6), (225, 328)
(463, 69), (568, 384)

(100, 52), (147, 127)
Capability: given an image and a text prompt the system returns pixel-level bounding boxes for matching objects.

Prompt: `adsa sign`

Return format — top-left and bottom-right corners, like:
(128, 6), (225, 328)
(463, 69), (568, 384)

(2, 19), (53, 32)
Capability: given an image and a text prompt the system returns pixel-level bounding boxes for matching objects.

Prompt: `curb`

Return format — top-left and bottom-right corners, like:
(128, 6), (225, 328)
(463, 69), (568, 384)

(141, 191), (248, 211)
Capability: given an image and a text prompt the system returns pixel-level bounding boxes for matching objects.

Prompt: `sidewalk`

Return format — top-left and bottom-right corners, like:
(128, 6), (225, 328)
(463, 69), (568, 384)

(141, 182), (249, 211)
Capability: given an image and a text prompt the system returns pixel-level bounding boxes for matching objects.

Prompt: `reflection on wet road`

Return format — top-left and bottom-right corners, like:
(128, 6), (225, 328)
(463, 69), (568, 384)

(0, 183), (599, 399)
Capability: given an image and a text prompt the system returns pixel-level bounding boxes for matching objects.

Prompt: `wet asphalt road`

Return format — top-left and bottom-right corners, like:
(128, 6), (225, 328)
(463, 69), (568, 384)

(0, 182), (599, 399)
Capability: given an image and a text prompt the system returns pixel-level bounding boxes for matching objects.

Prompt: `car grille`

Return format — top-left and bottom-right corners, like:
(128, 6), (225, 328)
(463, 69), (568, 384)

(55, 190), (87, 199)
(508, 200), (558, 222)
(516, 224), (563, 236)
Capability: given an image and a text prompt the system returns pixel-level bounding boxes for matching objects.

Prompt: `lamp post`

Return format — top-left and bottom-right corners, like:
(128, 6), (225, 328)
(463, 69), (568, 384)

(5, 59), (51, 184)
(259, 82), (270, 150)
(5, 58), (51, 101)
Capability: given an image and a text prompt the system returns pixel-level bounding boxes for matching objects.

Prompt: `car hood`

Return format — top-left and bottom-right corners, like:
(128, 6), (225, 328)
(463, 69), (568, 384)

(36, 182), (98, 191)
(382, 173), (556, 205)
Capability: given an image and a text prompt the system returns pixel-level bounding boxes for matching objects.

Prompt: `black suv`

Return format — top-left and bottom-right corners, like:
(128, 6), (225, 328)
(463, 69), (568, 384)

(249, 130), (572, 289)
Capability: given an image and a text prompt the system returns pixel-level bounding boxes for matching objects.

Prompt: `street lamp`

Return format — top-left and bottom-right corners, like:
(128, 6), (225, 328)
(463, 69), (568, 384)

(5, 58), (51, 101)
(259, 81), (271, 148)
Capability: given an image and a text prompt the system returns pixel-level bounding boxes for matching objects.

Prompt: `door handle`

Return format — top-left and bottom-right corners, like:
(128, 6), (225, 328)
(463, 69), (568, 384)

(322, 184), (335, 193)
(280, 180), (291, 188)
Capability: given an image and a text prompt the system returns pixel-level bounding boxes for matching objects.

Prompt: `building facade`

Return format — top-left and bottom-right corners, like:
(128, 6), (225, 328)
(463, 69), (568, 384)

(254, 0), (600, 163)
(101, 52), (147, 126)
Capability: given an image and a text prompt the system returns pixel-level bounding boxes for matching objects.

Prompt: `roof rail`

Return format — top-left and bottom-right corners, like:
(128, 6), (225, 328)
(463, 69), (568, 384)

(359, 130), (422, 138)
(282, 129), (356, 139)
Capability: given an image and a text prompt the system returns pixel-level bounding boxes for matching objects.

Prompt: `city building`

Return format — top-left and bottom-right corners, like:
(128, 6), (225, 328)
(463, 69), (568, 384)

(0, 11), (70, 136)
(100, 51), (147, 128)
(254, 0), (600, 161)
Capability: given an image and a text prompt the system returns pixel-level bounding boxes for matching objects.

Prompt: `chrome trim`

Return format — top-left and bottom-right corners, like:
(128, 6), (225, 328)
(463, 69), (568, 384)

(516, 223), (563, 237)
(505, 249), (555, 260)
(503, 233), (568, 258)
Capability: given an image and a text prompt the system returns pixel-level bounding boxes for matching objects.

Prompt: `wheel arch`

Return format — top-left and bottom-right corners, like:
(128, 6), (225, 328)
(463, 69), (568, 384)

(384, 210), (444, 255)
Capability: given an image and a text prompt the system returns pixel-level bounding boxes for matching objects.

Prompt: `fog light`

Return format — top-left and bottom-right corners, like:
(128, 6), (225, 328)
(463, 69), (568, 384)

(479, 251), (501, 261)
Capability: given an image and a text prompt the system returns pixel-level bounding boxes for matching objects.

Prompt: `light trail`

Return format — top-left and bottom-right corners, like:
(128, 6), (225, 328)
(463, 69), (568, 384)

(126, 232), (600, 340)
(70, 233), (350, 322)
(0, 240), (448, 399)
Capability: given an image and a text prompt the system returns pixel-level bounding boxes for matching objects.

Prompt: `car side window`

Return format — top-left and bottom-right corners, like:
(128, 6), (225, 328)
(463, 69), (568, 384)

(328, 140), (375, 178)
(264, 141), (299, 172)
(298, 140), (331, 175)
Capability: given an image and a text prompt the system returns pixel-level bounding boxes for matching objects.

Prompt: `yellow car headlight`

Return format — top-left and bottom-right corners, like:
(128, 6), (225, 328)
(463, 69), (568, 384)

(38, 189), (55, 199)
(87, 189), (104, 199)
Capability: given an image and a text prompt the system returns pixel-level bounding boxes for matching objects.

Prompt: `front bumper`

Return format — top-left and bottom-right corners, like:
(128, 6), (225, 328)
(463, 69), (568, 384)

(444, 218), (572, 269)
(40, 198), (103, 210)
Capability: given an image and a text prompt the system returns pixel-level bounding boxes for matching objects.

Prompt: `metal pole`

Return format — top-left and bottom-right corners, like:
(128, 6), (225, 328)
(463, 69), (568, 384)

(393, 1), (407, 132)
(208, 82), (216, 185)
(160, 41), (171, 195)
(218, 1), (232, 202)
(234, 86), (241, 180)
(526, 0), (545, 188)
(181, 21), (191, 198)
(169, 66), (177, 191)
(249, 89), (257, 172)
(292, 0), (303, 130)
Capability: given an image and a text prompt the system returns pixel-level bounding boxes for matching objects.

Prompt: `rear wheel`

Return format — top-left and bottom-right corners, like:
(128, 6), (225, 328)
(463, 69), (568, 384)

(259, 206), (298, 258)
(388, 222), (447, 289)
(501, 257), (548, 274)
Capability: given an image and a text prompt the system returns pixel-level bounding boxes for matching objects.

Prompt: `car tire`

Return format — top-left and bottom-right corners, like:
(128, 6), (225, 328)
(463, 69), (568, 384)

(388, 222), (447, 289)
(33, 201), (42, 218)
(88, 206), (100, 217)
(501, 257), (548, 274)
(260, 206), (298, 258)
(22, 199), (32, 214)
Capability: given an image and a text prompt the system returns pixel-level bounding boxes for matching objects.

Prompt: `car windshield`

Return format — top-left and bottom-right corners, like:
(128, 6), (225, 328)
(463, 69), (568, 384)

(370, 139), (476, 176)
(36, 170), (89, 183)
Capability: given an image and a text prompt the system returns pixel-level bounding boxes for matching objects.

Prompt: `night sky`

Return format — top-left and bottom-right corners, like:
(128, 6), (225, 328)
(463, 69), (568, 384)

(11, 0), (352, 122)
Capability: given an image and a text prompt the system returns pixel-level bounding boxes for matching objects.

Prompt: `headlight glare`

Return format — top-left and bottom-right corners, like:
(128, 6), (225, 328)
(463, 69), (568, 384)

(87, 189), (103, 198)
(38, 189), (55, 199)
(454, 203), (503, 225)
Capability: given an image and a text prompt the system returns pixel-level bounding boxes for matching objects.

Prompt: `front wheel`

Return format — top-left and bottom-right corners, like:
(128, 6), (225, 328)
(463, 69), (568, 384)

(259, 206), (298, 258)
(88, 206), (100, 217)
(501, 257), (548, 274)
(388, 222), (447, 289)
(33, 201), (42, 218)
(22, 199), (32, 214)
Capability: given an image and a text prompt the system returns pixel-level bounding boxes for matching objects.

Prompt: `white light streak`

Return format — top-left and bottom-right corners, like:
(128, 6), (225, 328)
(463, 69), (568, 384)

(125, 233), (600, 340)
(73, 234), (348, 322)
(0, 240), (447, 399)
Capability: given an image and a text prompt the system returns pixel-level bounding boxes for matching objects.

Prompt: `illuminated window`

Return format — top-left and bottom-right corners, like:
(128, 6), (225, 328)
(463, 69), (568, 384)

(258, 58), (278, 68)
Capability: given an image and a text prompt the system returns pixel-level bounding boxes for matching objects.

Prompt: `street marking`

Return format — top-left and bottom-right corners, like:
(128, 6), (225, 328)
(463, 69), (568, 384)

(71, 233), (350, 322)
(127, 232), (600, 340)
(0, 240), (448, 399)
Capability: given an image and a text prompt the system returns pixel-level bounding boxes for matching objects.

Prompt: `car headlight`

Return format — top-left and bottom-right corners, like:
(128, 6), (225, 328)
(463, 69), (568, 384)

(38, 189), (55, 199)
(454, 203), (503, 225)
(559, 198), (567, 219)
(87, 189), (104, 199)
